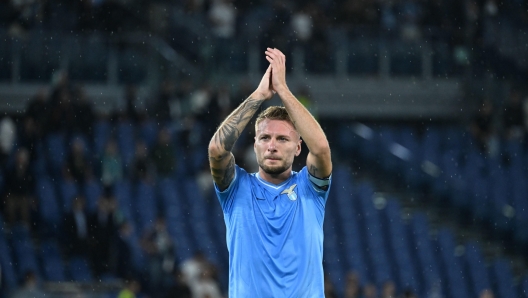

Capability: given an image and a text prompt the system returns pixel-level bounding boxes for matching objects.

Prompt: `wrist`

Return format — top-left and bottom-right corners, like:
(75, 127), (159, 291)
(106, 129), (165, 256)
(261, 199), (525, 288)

(275, 85), (290, 96)
(250, 91), (270, 101)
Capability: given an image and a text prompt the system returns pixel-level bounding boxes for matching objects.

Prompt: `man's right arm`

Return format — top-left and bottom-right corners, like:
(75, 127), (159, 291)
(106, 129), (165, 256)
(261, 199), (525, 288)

(209, 64), (274, 191)
(208, 96), (264, 191)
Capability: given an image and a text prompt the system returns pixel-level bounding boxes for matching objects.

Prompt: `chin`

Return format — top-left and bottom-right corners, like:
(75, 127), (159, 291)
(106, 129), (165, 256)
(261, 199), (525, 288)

(260, 163), (290, 176)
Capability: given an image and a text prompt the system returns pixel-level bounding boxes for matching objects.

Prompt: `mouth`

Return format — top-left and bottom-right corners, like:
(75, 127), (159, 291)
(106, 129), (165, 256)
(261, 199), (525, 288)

(266, 156), (280, 160)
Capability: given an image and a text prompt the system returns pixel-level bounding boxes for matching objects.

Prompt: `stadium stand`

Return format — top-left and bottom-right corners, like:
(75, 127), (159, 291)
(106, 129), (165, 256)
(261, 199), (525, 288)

(0, 0), (527, 297)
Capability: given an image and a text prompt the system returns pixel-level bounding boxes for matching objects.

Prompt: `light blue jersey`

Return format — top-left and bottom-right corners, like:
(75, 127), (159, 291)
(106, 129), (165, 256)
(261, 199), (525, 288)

(215, 165), (332, 298)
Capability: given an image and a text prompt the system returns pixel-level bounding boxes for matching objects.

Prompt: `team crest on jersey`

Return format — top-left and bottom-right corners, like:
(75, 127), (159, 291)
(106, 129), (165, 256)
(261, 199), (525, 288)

(281, 184), (298, 201)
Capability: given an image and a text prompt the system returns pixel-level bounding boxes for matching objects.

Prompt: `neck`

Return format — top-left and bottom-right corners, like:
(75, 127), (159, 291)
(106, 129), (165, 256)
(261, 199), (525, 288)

(258, 168), (292, 185)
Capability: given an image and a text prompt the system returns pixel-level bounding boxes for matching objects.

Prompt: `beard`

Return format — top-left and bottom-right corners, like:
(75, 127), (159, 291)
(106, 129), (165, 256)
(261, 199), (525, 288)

(258, 158), (292, 175)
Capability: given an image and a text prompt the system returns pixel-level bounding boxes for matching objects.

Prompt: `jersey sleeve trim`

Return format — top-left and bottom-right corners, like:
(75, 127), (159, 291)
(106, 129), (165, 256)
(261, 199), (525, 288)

(308, 172), (332, 192)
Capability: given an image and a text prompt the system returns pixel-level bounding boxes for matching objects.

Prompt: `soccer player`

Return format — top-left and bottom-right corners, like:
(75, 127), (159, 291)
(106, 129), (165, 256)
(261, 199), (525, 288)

(208, 48), (332, 297)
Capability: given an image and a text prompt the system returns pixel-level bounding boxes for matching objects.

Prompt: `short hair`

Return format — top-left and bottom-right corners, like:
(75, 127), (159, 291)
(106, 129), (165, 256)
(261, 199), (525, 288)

(255, 106), (296, 132)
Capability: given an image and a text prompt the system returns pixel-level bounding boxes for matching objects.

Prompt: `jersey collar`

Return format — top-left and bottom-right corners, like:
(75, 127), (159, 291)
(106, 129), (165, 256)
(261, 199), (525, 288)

(255, 172), (294, 190)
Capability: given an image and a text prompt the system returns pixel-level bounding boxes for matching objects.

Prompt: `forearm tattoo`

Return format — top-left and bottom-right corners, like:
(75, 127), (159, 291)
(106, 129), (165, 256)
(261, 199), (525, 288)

(212, 97), (263, 155)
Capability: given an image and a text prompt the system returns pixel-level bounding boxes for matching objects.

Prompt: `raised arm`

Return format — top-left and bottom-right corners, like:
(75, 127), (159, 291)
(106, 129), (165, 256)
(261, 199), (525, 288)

(265, 48), (332, 179)
(208, 66), (274, 190)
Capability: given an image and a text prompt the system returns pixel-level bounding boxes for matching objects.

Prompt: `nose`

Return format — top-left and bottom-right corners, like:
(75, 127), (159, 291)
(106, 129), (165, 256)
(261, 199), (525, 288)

(267, 139), (277, 151)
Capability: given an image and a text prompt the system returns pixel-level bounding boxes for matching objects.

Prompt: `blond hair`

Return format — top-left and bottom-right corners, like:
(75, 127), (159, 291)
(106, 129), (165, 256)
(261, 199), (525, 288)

(254, 106), (296, 132)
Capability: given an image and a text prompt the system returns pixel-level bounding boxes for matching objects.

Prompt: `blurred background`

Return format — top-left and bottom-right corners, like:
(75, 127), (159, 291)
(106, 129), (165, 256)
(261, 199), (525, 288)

(0, 0), (527, 297)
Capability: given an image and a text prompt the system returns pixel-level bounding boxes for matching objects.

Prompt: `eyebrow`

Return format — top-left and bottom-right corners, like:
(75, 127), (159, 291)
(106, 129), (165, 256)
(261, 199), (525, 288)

(257, 132), (291, 139)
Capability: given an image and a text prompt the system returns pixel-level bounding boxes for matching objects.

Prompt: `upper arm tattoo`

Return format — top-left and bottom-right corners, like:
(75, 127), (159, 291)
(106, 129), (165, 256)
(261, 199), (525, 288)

(210, 155), (235, 190)
(309, 164), (319, 178)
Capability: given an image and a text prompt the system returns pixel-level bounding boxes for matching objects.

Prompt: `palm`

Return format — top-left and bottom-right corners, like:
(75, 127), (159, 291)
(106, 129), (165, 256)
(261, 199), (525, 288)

(256, 65), (274, 100)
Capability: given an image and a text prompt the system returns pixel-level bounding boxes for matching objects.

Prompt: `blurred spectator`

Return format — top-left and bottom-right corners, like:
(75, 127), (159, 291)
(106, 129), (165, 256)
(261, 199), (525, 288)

(9, 270), (45, 298)
(3, 148), (34, 227)
(117, 277), (142, 298)
(115, 221), (136, 279)
(123, 85), (140, 124)
(62, 196), (90, 258)
(401, 288), (417, 298)
(0, 116), (16, 166)
(479, 289), (495, 298)
(24, 88), (50, 138)
(141, 216), (175, 295)
(151, 128), (176, 178)
(18, 117), (38, 163)
(180, 251), (210, 288)
(502, 89), (526, 140)
(291, 4), (313, 43)
(208, 0), (237, 69)
(155, 80), (177, 123)
(48, 87), (76, 136)
(89, 195), (118, 277)
(191, 266), (223, 298)
(363, 283), (378, 298)
(165, 269), (192, 298)
(6, 0), (45, 37)
(382, 280), (396, 298)
(470, 99), (499, 156)
(209, 0), (236, 39)
(189, 82), (213, 121)
(101, 139), (123, 190)
(73, 86), (95, 140)
(397, 0), (424, 41)
(63, 138), (92, 185)
(131, 140), (154, 183)
(337, 0), (379, 29)
(324, 273), (338, 298)
(344, 271), (361, 298)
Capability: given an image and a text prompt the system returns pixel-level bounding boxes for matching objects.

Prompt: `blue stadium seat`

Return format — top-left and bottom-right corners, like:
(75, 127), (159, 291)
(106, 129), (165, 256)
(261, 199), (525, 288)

(409, 213), (442, 296)
(355, 183), (393, 287)
(323, 220), (346, 295)
(46, 132), (67, 174)
(160, 178), (196, 261)
(116, 121), (136, 168)
(11, 225), (41, 281)
(491, 259), (517, 298)
(464, 241), (491, 297)
(384, 199), (419, 293)
(0, 233), (17, 290)
(36, 177), (61, 229)
(59, 179), (80, 213)
(68, 256), (93, 282)
(522, 275), (528, 297)
(139, 120), (159, 150)
(134, 181), (158, 233)
(488, 159), (512, 232)
(39, 240), (66, 282)
(510, 166), (528, 245)
(181, 178), (217, 256)
(114, 179), (134, 223)
(330, 166), (369, 284)
(84, 178), (103, 213)
(93, 120), (112, 157)
(436, 228), (471, 298)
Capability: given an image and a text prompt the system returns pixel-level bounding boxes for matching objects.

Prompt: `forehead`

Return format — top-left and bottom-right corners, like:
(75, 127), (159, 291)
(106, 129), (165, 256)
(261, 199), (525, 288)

(256, 119), (297, 136)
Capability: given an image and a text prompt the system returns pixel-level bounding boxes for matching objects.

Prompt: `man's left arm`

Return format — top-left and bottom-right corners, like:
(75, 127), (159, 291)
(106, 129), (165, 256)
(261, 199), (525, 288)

(265, 48), (332, 179)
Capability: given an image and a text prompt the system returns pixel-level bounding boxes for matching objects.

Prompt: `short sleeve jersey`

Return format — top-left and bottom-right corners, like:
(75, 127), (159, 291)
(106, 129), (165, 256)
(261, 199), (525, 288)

(215, 165), (332, 298)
